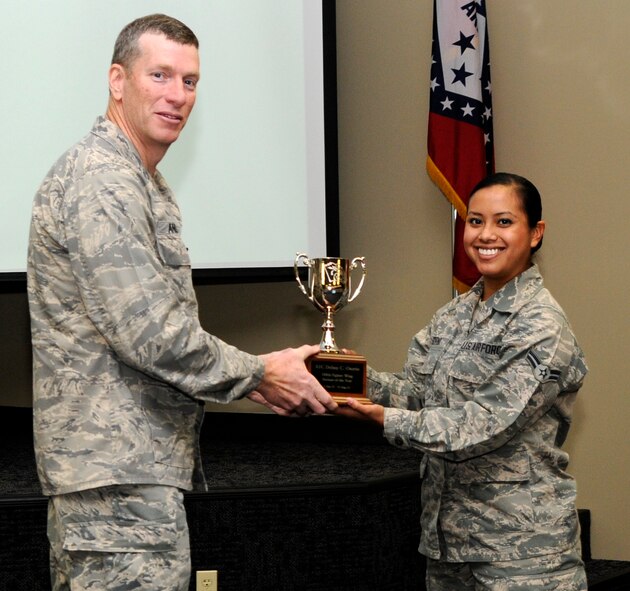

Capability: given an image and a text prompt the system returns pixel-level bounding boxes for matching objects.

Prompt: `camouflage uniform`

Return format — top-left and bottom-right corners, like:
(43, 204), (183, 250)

(28, 117), (265, 588)
(368, 266), (588, 587)
(425, 543), (586, 590)
(47, 485), (190, 591)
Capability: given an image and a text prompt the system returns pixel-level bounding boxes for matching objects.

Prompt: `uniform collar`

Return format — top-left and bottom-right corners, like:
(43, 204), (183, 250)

(450, 264), (544, 324)
(476, 264), (544, 314)
(90, 116), (147, 176)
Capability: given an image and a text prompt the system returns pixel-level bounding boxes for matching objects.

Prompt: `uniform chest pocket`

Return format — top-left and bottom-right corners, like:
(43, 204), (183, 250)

(447, 350), (498, 401)
(156, 220), (190, 267)
(415, 344), (445, 376)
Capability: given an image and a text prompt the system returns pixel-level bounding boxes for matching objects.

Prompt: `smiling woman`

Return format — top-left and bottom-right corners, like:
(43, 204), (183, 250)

(464, 172), (545, 299)
(334, 171), (589, 590)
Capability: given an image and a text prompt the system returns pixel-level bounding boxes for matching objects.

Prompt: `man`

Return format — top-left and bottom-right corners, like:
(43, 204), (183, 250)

(27, 14), (336, 590)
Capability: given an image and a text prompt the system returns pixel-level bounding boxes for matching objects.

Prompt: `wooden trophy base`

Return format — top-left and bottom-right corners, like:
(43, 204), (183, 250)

(306, 352), (371, 404)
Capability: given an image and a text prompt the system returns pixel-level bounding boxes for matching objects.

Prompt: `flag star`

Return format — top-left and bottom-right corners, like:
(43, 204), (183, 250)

(461, 103), (475, 117)
(483, 107), (492, 120)
(451, 62), (474, 86)
(484, 133), (491, 144)
(453, 31), (476, 54)
(441, 96), (454, 111)
(430, 77), (440, 92)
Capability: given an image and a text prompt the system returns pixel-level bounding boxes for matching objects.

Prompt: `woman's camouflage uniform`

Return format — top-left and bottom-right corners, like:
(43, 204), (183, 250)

(368, 266), (587, 565)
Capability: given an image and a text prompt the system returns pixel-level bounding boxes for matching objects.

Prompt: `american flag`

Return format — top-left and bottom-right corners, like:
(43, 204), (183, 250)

(426, 0), (495, 292)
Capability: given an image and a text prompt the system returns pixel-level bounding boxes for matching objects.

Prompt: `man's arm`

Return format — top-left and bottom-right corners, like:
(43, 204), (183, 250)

(249, 345), (337, 416)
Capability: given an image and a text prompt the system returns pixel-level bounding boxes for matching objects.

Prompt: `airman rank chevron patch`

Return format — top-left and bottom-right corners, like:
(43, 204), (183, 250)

(526, 350), (561, 384)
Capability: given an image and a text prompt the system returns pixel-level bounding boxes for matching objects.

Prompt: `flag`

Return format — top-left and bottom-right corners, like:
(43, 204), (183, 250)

(426, 0), (495, 292)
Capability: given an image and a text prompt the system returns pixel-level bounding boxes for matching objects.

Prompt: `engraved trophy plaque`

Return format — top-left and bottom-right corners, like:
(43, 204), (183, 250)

(294, 253), (369, 404)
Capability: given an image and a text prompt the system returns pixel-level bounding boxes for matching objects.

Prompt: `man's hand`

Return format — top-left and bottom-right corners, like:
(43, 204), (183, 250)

(251, 345), (338, 416)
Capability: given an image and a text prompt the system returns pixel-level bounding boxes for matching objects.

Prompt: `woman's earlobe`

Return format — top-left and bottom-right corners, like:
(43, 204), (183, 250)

(532, 220), (546, 248)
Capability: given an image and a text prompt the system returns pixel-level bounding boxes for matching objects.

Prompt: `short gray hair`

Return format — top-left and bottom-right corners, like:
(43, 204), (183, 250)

(111, 14), (198, 68)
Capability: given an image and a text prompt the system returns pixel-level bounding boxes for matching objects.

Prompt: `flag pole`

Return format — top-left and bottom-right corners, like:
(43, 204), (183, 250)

(451, 205), (458, 298)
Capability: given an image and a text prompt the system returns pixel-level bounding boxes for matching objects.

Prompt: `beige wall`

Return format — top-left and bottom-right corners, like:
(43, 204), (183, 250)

(2, 0), (628, 561)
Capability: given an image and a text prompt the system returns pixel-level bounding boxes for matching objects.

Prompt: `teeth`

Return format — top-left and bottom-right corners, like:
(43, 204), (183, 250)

(479, 248), (500, 256)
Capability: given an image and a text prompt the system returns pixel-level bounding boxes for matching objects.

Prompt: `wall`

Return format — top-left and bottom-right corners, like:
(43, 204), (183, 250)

(2, 0), (628, 561)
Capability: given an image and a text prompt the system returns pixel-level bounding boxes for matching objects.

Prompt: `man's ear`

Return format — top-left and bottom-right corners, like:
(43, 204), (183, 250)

(108, 64), (125, 100)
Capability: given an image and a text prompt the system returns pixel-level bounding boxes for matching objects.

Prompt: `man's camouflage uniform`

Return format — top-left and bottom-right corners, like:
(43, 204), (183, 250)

(28, 117), (265, 589)
(368, 266), (588, 588)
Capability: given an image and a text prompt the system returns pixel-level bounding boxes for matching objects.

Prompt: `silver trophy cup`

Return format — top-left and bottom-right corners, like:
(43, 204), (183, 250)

(294, 254), (366, 353)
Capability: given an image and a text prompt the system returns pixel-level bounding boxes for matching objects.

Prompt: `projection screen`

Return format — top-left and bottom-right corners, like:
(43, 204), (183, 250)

(1, 1), (337, 281)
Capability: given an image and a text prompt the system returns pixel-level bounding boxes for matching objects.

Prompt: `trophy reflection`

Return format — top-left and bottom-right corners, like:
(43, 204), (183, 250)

(294, 253), (369, 404)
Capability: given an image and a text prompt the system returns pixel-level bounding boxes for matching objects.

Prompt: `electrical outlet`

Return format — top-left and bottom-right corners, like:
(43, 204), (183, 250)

(196, 570), (218, 591)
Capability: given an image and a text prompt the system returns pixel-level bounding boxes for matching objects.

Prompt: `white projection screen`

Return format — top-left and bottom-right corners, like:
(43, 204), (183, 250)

(1, 1), (338, 282)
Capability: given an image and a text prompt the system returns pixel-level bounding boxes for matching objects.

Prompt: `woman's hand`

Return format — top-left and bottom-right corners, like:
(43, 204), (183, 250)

(334, 397), (384, 427)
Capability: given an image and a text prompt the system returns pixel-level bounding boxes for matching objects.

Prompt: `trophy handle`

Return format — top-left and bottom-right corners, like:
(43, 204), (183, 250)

(294, 252), (314, 302)
(347, 256), (366, 303)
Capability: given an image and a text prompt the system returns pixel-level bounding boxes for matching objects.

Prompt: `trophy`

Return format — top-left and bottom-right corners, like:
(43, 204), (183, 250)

(294, 253), (369, 404)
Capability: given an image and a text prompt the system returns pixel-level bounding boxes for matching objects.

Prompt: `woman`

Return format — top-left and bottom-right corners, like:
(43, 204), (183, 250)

(337, 173), (588, 590)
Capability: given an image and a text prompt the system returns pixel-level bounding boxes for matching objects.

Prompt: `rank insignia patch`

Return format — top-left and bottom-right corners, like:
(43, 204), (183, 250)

(526, 350), (561, 384)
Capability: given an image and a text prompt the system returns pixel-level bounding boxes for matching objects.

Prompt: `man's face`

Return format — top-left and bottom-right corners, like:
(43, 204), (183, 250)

(116, 32), (200, 158)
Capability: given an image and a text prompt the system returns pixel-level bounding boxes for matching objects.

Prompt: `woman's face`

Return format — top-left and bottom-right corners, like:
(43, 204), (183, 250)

(464, 184), (544, 299)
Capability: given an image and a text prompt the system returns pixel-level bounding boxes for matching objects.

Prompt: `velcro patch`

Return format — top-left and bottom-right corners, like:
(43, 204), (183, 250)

(526, 350), (561, 384)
